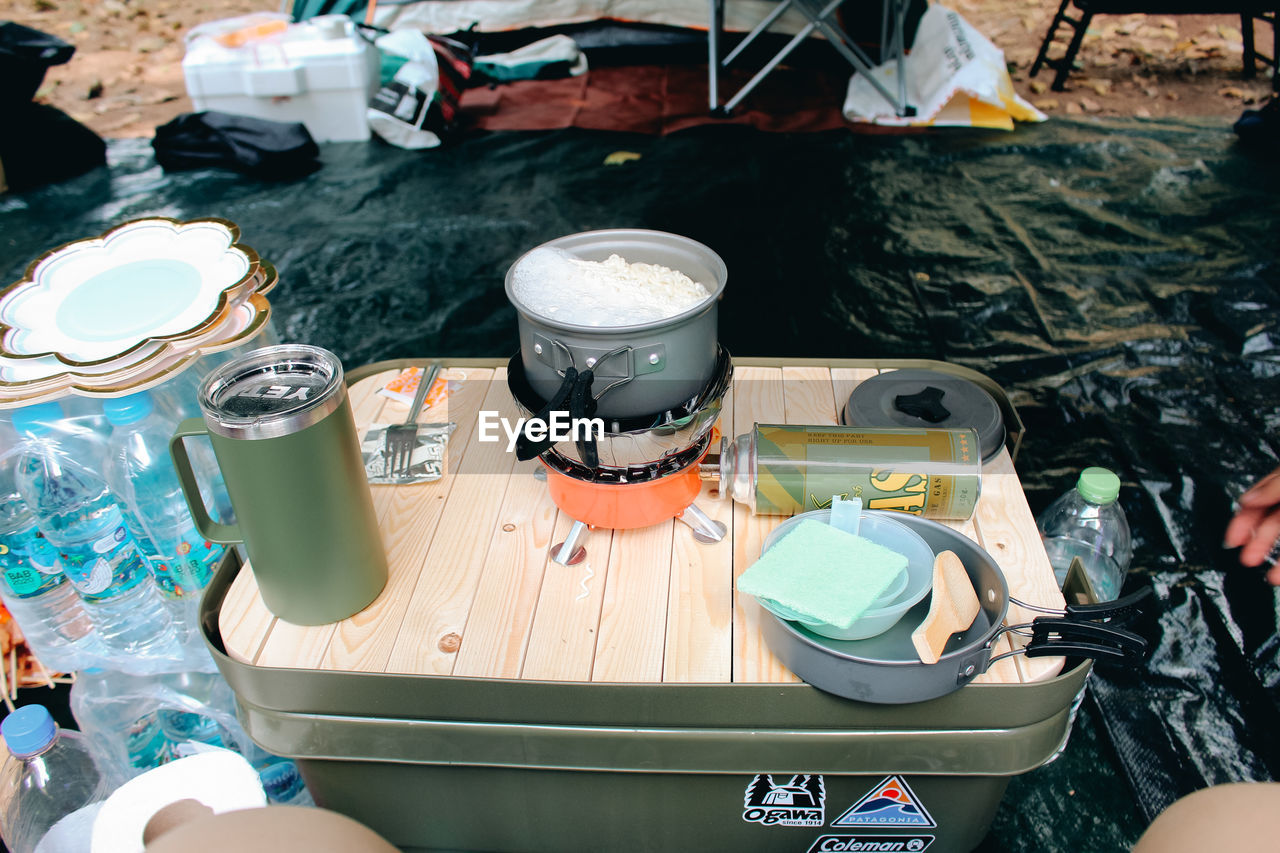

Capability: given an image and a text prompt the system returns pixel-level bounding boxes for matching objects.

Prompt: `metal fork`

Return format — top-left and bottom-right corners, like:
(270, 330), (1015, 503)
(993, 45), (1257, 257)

(382, 362), (440, 479)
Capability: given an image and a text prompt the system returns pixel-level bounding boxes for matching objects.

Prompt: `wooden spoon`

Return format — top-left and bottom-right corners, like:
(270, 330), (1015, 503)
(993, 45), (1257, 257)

(911, 550), (981, 665)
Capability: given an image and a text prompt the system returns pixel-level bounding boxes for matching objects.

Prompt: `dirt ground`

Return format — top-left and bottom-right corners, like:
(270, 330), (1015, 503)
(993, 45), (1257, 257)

(1, 0), (1275, 138)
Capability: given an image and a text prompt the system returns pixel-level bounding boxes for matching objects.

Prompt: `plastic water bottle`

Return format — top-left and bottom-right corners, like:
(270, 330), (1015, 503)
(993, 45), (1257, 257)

(0, 704), (120, 853)
(1037, 466), (1132, 602)
(11, 402), (177, 659)
(0, 454), (99, 673)
(155, 671), (235, 752)
(256, 756), (313, 806)
(70, 668), (174, 778)
(101, 392), (226, 601)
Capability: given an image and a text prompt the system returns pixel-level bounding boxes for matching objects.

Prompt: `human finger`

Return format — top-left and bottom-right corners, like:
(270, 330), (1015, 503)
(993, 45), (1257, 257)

(1224, 505), (1266, 549)
(1237, 468), (1280, 506)
(1238, 509), (1280, 567)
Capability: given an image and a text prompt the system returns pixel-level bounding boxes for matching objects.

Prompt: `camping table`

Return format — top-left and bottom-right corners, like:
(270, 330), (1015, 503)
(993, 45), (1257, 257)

(218, 357), (1065, 687)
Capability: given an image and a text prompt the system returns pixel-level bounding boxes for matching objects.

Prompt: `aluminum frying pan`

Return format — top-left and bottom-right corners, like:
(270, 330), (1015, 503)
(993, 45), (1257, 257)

(758, 512), (1148, 704)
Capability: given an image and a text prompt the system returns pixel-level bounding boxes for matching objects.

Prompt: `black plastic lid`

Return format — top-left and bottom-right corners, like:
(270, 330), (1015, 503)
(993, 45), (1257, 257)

(842, 368), (1006, 462)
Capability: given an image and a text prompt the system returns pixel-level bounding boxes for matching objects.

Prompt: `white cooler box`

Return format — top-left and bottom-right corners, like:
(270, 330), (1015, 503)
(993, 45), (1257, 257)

(183, 15), (380, 143)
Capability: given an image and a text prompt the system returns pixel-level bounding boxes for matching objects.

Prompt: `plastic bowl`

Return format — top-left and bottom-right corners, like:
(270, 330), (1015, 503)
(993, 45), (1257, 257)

(756, 509), (935, 641)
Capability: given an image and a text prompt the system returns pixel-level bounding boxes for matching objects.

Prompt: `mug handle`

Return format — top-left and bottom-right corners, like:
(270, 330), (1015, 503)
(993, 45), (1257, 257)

(170, 418), (241, 545)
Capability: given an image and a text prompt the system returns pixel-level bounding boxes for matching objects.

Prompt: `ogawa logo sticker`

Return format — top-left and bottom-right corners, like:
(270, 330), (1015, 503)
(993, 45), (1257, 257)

(831, 776), (936, 828)
(742, 774), (825, 826)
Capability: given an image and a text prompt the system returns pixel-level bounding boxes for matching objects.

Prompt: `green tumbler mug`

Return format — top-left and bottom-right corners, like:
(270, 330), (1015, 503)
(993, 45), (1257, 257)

(170, 344), (388, 626)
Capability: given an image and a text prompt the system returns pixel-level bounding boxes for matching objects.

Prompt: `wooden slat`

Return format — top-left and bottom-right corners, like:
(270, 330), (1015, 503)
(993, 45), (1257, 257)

(592, 521), (676, 682)
(663, 383), (735, 684)
(830, 367), (882, 419)
(385, 369), (520, 675)
(452, 460), (559, 678)
(730, 366), (797, 684)
(317, 367), (495, 673)
(521, 513), (613, 681)
(974, 449), (1066, 683)
(664, 480), (734, 683)
(782, 365), (840, 425)
(217, 555), (272, 665)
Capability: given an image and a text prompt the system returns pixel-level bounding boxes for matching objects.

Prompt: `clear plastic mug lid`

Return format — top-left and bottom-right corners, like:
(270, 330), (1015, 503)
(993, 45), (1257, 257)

(199, 344), (346, 440)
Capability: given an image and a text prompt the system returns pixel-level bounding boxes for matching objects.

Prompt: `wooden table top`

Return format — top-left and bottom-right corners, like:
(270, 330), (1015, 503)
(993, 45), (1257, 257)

(219, 358), (1065, 687)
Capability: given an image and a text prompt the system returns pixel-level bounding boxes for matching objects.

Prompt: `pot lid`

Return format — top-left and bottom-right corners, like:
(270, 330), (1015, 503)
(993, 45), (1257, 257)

(843, 369), (1005, 462)
(199, 344), (344, 440)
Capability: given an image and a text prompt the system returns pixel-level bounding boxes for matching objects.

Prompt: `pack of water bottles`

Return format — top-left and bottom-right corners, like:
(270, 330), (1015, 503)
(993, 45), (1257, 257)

(0, 370), (231, 677)
(68, 668), (312, 806)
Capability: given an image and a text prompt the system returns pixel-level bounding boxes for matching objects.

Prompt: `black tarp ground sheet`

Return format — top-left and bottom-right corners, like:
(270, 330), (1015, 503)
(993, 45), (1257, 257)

(2, 116), (1278, 851)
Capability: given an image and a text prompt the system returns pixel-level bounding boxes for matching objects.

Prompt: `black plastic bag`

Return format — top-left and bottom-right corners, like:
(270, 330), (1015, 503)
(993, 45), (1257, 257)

(0, 21), (75, 107)
(152, 111), (321, 180)
(0, 102), (105, 193)
(1234, 98), (1280, 153)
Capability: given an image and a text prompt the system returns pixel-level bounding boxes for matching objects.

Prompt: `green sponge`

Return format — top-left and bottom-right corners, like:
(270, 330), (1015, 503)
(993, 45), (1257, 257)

(738, 519), (909, 629)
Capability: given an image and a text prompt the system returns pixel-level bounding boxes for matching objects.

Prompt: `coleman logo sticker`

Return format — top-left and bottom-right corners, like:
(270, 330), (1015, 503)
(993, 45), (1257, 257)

(805, 835), (935, 852)
(831, 776), (936, 828)
(742, 774), (825, 826)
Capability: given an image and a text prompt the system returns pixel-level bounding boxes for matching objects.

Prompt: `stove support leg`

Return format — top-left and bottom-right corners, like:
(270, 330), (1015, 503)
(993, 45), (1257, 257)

(678, 503), (728, 544)
(550, 519), (589, 566)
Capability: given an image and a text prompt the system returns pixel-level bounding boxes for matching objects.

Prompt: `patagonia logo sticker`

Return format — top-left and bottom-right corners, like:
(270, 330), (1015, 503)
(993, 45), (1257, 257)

(831, 776), (936, 828)
(805, 835), (935, 852)
(742, 774), (825, 827)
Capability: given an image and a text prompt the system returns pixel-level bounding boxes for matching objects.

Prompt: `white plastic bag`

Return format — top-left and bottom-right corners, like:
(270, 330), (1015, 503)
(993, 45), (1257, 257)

(368, 29), (445, 149)
(843, 5), (1045, 130)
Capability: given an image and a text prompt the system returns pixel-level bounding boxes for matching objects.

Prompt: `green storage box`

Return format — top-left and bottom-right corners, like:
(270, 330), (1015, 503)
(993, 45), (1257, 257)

(200, 549), (1092, 853)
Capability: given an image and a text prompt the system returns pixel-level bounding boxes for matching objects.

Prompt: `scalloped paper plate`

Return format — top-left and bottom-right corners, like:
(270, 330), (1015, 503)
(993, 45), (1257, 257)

(0, 217), (261, 366)
(0, 259), (276, 391)
(1, 295), (273, 407)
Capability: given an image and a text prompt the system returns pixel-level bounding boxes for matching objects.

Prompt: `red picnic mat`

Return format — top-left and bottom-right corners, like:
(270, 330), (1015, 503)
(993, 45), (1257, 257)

(459, 63), (858, 134)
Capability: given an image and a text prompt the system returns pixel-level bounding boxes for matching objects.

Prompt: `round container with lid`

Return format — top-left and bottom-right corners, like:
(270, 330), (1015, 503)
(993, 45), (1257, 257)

(505, 229), (726, 419)
(843, 368), (1007, 463)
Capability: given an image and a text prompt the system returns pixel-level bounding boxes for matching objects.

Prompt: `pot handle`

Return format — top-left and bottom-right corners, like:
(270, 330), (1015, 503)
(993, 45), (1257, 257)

(1008, 586), (1152, 626)
(568, 367), (599, 468)
(1022, 617), (1147, 665)
(514, 367), (578, 462)
(1062, 587), (1153, 625)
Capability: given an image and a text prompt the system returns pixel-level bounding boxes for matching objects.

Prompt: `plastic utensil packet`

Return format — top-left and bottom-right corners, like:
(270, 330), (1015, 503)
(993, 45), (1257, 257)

(378, 365), (452, 410)
(361, 421), (456, 484)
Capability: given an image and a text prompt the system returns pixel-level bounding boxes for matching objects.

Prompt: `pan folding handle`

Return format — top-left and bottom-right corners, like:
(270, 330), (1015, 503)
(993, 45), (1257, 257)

(1061, 586), (1153, 625)
(1008, 586), (1153, 626)
(991, 617), (1148, 667)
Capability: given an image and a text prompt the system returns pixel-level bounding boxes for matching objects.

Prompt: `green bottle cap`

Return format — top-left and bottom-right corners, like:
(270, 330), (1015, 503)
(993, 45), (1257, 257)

(1077, 467), (1120, 504)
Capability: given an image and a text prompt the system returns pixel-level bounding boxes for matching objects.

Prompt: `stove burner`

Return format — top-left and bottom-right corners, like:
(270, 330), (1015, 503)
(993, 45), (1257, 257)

(506, 345), (732, 471)
(541, 434), (712, 485)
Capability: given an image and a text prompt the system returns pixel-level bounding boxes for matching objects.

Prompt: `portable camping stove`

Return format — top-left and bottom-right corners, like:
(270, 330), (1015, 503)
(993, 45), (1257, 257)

(507, 347), (732, 565)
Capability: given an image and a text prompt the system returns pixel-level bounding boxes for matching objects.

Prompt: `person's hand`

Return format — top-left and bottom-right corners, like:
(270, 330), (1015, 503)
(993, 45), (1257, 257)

(1225, 466), (1280, 584)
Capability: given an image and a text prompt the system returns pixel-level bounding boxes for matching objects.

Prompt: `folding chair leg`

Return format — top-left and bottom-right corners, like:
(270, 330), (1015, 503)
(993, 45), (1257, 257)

(1051, 9), (1092, 90)
(708, 0), (725, 112)
(1030, 0), (1073, 78)
(1243, 13), (1256, 79)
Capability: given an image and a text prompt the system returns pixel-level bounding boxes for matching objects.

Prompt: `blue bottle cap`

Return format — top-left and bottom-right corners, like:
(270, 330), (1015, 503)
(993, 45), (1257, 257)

(102, 391), (154, 426)
(9, 402), (64, 438)
(1, 704), (58, 757)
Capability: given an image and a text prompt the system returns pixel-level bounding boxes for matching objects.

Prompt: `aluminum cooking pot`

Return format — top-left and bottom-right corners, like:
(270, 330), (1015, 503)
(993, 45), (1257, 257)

(506, 346), (732, 470)
(759, 513), (1149, 704)
(505, 229), (726, 419)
